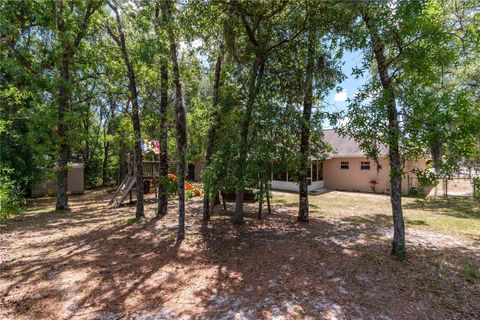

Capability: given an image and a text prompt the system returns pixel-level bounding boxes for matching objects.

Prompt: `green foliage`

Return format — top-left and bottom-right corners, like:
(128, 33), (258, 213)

(185, 190), (195, 200)
(0, 169), (24, 222)
(1, 0), (479, 230)
(413, 168), (438, 191)
(337, 0), (480, 176)
(460, 263), (480, 283)
(122, 216), (139, 225)
(165, 178), (178, 199)
(472, 177), (480, 201)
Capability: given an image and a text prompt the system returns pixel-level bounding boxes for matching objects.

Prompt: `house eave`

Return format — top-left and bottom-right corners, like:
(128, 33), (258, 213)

(313, 155), (388, 160)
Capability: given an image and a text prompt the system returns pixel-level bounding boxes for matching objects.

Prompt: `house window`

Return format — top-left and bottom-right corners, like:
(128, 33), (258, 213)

(361, 161), (371, 170)
(340, 161), (349, 170)
(312, 160), (323, 181)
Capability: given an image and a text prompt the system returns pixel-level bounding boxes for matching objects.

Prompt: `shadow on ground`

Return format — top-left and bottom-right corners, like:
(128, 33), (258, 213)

(403, 197), (480, 220)
(1, 190), (479, 319)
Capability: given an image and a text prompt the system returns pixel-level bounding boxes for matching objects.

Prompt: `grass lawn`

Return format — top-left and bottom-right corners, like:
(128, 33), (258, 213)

(0, 189), (479, 319)
(273, 190), (480, 240)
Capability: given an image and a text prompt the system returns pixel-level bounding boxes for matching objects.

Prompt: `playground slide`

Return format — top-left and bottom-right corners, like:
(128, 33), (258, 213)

(167, 173), (201, 196)
(185, 180), (202, 196)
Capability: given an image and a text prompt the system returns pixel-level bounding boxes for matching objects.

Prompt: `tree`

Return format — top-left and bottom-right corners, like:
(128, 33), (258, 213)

(361, 7), (406, 256)
(261, 1), (344, 223)
(106, 0), (145, 219)
(0, 0), (47, 197)
(163, 0), (188, 240)
(54, 0), (102, 211)
(202, 47), (224, 221)
(154, 1), (170, 218)
(224, 1), (305, 224)
(339, 0), (480, 257)
(399, 0), (480, 176)
(297, 10), (316, 222)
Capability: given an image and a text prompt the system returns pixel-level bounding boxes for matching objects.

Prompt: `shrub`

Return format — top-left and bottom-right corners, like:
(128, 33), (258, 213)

(369, 179), (378, 192)
(158, 176), (177, 199)
(413, 168), (438, 195)
(473, 177), (480, 201)
(0, 169), (24, 222)
(185, 190), (195, 200)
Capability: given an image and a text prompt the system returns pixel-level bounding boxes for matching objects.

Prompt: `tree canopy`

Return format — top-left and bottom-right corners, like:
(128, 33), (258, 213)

(1, 0), (479, 257)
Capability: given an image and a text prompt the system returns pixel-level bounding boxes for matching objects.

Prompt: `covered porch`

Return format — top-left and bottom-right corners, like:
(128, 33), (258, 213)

(271, 159), (324, 192)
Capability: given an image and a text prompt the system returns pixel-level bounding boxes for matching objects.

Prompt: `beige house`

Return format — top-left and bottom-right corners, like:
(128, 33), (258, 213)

(271, 130), (427, 195)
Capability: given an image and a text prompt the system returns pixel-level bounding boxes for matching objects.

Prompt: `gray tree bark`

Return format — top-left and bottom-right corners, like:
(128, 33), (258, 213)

(118, 131), (127, 184)
(298, 24), (316, 222)
(154, 3), (170, 218)
(107, 2), (144, 219)
(54, 0), (99, 211)
(203, 49), (224, 221)
(102, 95), (116, 186)
(233, 59), (265, 224)
(56, 49), (71, 211)
(430, 136), (442, 175)
(164, 0), (187, 240)
(363, 10), (406, 257)
(157, 61), (169, 217)
(102, 140), (110, 186)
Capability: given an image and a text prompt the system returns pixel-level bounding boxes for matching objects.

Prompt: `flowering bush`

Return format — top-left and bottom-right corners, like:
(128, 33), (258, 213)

(369, 179), (378, 192)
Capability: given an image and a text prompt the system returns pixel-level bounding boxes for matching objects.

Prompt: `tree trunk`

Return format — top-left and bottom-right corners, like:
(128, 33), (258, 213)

(155, 2), (170, 218)
(430, 136), (442, 175)
(203, 49), (224, 221)
(130, 90), (144, 220)
(257, 184), (263, 220)
(164, 0), (187, 240)
(266, 185), (271, 214)
(55, 2), (70, 211)
(81, 112), (91, 188)
(102, 140), (110, 186)
(108, 3), (144, 219)
(233, 59), (265, 224)
(363, 11), (406, 257)
(102, 95), (116, 187)
(118, 133), (126, 184)
(298, 25), (316, 222)
(56, 54), (70, 211)
(54, 0), (99, 209)
(157, 59), (169, 217)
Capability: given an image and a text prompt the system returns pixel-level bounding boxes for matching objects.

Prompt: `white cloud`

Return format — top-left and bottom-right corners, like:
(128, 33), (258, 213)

(334, 89), (347, 102)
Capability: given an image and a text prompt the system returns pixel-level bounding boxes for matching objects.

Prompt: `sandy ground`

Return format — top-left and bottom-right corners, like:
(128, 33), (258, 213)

(1, 189), (479, 320)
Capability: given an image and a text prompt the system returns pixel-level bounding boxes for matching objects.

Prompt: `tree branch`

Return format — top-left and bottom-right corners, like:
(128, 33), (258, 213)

(73, 0), (103, 50)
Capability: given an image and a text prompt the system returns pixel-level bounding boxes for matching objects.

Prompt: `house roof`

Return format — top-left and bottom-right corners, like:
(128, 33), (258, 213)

(321, 129), (387, 158)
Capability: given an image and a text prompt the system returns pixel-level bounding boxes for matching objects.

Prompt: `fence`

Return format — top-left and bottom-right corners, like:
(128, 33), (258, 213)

(408, 169), (477, 199)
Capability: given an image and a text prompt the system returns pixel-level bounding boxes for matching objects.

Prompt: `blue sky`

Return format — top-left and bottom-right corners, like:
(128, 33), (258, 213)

(323, 50), (369, 128)
(194, 45), (369, 128)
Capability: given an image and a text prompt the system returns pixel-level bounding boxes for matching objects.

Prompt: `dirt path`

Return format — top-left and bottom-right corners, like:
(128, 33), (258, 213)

(1, 190), (479, 319)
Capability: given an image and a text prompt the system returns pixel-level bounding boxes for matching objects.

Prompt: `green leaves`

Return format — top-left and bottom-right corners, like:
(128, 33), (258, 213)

(1, 0), (478, 214)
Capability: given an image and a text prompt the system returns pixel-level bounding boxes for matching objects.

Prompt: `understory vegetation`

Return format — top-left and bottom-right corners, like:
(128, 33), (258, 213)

(2, 0), (479, 255)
